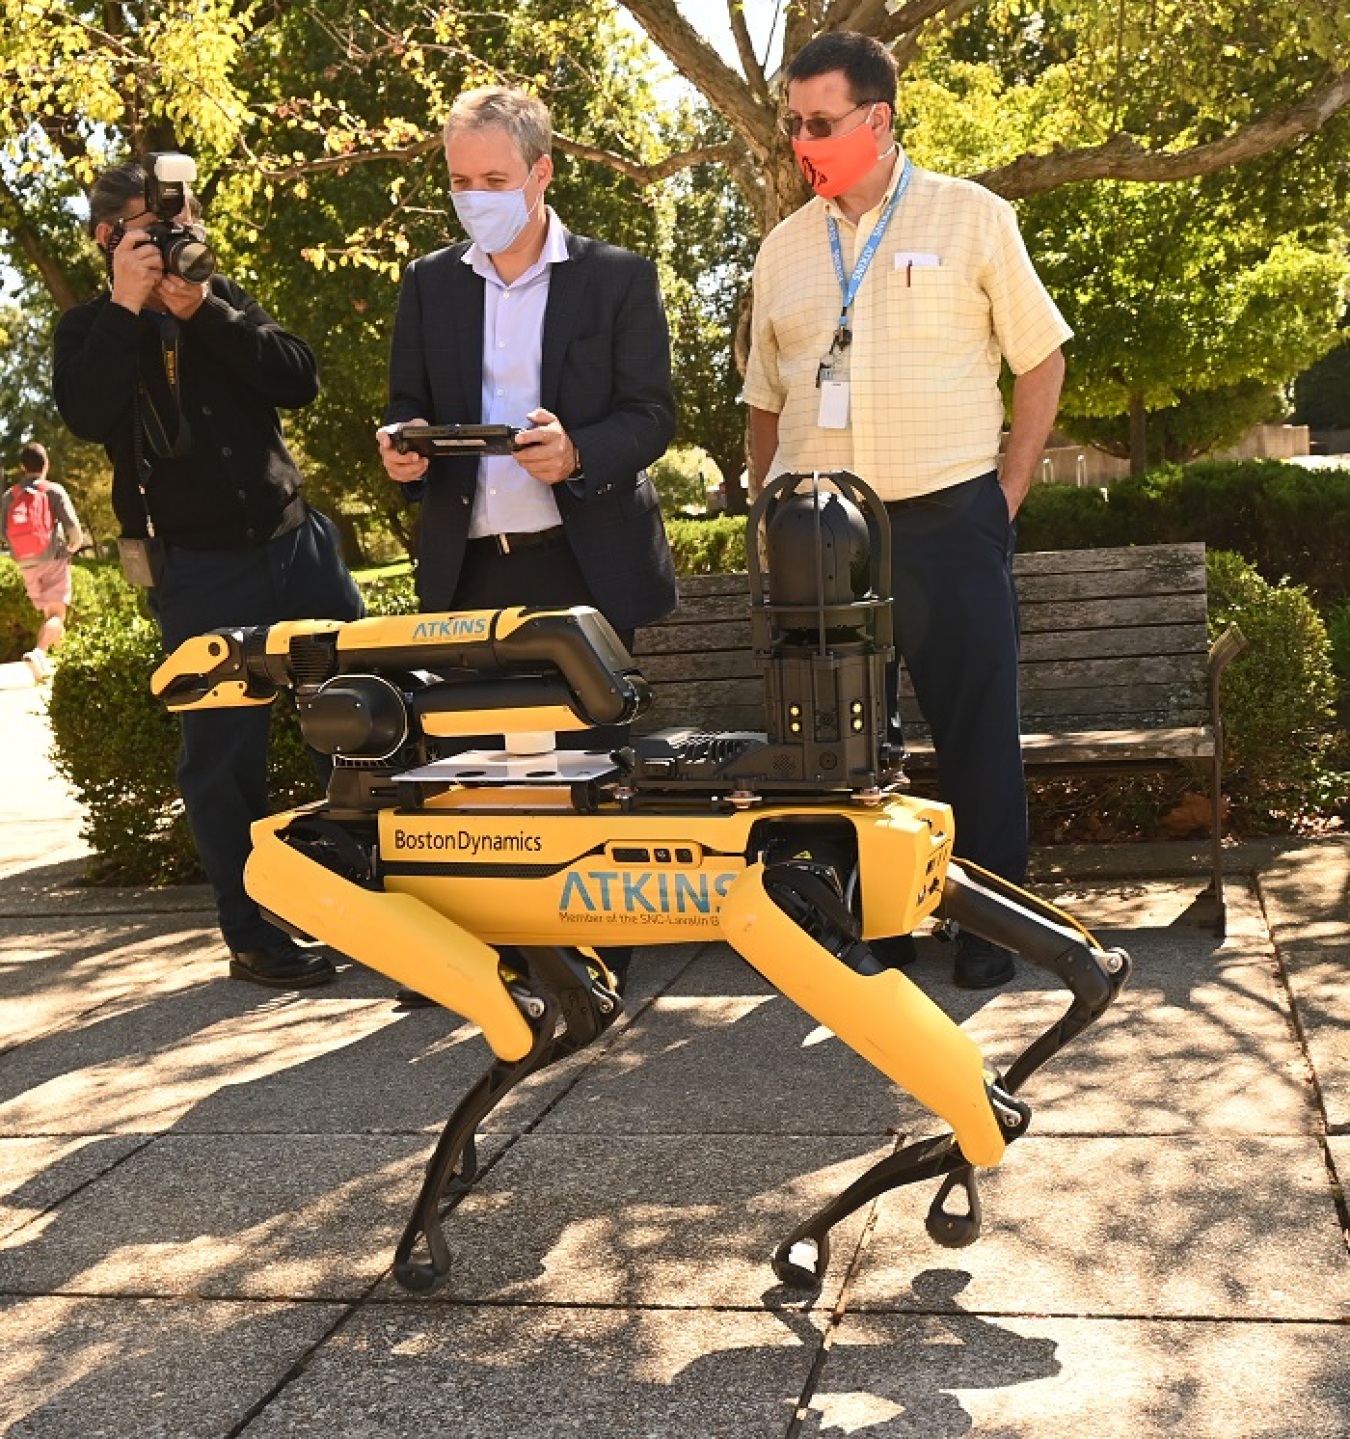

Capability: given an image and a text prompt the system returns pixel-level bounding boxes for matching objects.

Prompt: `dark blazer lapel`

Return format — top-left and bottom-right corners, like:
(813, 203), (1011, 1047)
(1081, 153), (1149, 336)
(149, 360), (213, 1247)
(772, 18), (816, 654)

(540, 233), (591, 413)
(450, 250), (486, 423)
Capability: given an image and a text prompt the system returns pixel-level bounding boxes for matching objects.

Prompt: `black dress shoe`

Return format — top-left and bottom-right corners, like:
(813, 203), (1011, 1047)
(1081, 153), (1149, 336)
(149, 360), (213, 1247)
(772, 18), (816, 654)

(869, 933), (918, 970)
(953, 936), (1016, 990)
(229, 941), (336, 989)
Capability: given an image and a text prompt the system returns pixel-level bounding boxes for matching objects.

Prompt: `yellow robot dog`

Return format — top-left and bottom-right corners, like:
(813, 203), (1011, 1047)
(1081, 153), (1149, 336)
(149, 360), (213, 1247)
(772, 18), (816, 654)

(154, 471), (1130, 1295)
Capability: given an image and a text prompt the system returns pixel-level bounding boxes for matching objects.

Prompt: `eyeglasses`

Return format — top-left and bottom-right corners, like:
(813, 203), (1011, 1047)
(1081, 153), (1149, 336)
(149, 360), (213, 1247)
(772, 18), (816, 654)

(779, 102), (878, 141)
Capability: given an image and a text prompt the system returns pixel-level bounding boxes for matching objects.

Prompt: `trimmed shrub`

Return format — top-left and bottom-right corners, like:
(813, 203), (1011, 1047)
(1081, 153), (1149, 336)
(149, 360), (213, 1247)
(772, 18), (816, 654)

(666, 514), (745, 574)
(1018, 458), (1350, 605)
(356, 564), (418, 616)
(1206, 549), (1342, 825)
(1, 557), (141, 662)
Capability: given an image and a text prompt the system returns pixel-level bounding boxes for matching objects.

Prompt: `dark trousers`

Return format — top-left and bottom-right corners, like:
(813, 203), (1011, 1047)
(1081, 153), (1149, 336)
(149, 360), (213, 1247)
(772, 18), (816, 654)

(886, 472), (1027, 884)
(153, 508), (364, 950)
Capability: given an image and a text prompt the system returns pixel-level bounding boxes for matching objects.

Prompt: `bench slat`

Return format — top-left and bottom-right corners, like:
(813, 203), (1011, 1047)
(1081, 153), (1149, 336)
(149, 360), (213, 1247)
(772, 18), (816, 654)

(1013, 542), (1205, 578)
(902, 683), (1208, 726)
(1021, 594), (1208, 633)
(903, 725), (1215, 766)
(632, 618), (753, 657)
(1020, 622), (1208, 663)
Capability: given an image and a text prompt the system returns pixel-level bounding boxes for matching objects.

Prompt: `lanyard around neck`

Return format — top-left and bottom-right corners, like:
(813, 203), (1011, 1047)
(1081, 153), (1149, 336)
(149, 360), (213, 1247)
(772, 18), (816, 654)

(825, 154), (913, 344)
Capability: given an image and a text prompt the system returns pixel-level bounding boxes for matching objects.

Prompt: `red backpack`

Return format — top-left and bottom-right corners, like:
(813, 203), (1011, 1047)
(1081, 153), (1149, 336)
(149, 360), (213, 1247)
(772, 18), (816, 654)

(5, 481), (56, 562)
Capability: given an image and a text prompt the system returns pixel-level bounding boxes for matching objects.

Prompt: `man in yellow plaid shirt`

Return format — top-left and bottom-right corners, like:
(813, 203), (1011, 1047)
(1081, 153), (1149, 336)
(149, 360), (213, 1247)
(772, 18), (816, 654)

(746, 30), (1072, 990)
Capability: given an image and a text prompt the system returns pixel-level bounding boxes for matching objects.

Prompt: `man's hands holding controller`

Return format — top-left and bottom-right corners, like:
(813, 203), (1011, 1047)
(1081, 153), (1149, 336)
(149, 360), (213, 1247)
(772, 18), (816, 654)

(376, 407), (579, 486)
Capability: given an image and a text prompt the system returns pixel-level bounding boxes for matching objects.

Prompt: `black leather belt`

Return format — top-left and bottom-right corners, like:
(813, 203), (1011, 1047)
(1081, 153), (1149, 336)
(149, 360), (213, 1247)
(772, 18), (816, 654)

(465, 525), (566, 556)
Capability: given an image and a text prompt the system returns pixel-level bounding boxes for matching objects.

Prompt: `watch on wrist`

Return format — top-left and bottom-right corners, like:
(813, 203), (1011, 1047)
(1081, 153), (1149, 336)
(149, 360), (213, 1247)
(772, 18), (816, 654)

(568, 442), (585, 480)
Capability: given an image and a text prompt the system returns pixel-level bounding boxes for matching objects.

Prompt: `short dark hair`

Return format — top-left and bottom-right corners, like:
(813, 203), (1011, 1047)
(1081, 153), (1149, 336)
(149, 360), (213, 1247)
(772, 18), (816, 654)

(87, 161), (147, 237)
(19, 442), (47, 474)
(785, 30), (898, 109)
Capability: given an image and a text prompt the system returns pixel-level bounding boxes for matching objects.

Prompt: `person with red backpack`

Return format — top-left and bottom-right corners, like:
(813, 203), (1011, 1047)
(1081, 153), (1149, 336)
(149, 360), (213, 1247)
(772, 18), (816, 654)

(1, 442), (83, 683)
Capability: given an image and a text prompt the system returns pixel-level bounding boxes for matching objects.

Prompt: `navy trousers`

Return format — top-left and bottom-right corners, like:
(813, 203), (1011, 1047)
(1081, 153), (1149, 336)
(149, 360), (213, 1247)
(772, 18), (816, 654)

(153, 507), (364, 950)
(886, 472), (1027, 884)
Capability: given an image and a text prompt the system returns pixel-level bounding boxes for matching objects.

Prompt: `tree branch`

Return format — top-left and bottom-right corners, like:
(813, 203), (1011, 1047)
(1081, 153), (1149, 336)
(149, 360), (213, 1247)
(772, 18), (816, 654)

(976, 70), (1350, 198)
(555, 135), (744, 185)
(727, 0), (769, 103)
(891, 0), (982, 67)
(0, 174), (81, 313)
(827, 0), (955, 45)
(256, 129), (739, 191)
(622, 0), (773, 149)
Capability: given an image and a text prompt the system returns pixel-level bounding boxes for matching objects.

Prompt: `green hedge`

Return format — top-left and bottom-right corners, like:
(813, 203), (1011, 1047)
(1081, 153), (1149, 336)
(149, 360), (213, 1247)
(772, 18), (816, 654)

(0, 557), (143, 662)
(665, 514), (746, 574)
(1206, 550), (1342, 823)
(1018, 459), (1350, 604)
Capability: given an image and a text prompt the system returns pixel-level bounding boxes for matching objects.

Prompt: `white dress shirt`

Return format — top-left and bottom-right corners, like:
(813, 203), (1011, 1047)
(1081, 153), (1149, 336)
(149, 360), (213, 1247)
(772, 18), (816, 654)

(463, 208), (572, 538)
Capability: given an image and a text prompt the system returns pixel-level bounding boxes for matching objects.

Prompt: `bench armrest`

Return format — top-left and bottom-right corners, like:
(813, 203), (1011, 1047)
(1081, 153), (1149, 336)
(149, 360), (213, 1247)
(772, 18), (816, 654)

(1207, 624), (1247, 683)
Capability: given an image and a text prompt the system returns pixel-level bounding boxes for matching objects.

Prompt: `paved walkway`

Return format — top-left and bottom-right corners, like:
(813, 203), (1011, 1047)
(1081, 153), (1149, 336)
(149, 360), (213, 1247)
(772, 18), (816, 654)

(0, 658), (1347, 1437)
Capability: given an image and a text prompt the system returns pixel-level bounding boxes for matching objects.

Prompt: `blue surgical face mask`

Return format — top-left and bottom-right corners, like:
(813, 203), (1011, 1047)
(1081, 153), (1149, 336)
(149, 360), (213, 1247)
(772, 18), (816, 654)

(451, 172), (540, 254)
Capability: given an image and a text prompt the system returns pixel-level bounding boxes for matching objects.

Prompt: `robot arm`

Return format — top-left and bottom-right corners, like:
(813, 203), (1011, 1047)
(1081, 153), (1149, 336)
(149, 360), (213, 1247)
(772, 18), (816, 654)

(151, 606), (652, 735)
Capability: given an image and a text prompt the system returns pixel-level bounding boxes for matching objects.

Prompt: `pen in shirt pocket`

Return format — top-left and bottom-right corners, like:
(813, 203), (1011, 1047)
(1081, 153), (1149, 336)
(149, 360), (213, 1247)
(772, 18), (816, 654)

(895, 251), (941, 286)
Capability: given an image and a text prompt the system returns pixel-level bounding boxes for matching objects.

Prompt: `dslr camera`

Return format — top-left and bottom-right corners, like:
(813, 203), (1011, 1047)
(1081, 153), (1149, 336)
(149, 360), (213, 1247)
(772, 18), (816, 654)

(134, 152), (216, 283)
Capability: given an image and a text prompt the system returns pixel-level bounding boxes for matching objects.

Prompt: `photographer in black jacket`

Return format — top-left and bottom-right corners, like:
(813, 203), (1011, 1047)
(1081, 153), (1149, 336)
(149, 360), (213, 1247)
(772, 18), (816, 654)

(53, 158), (363, 990)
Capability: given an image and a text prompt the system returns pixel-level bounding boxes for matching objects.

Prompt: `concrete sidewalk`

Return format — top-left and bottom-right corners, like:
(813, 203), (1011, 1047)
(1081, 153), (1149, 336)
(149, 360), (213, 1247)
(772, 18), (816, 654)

(0, 657), (1347, 1438)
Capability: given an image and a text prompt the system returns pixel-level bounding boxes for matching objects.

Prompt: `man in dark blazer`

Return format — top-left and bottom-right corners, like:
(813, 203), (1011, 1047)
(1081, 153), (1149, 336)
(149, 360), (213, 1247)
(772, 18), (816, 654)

(378, 85), (678, 638)
(377, 87), (677, 1000)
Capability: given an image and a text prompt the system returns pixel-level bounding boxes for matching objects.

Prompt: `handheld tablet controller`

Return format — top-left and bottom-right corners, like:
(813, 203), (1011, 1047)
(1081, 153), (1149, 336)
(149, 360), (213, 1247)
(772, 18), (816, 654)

(390, 423), (521, 457)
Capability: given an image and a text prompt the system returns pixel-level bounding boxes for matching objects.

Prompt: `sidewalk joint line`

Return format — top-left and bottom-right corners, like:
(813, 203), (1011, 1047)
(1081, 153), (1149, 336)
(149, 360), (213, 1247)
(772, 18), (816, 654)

(1253, 872), (1350, 1253)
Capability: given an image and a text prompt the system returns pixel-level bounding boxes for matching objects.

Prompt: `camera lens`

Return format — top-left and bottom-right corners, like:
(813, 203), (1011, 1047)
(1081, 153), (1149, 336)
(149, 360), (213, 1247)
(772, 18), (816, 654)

(162, 231), (216, 283)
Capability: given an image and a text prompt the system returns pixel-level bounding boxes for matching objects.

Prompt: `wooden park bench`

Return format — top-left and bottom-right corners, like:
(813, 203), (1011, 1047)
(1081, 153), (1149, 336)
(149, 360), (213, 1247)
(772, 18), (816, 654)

(632, 541), (1246, 933)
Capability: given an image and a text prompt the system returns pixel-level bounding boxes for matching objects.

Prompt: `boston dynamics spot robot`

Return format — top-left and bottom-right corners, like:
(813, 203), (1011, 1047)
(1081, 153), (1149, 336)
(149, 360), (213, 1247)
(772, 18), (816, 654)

(154, 472), (1130, 1295)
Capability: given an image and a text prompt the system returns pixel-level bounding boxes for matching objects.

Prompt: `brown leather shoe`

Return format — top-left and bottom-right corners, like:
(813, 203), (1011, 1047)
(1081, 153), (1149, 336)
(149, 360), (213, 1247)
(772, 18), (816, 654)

(229, 941), (336, 989)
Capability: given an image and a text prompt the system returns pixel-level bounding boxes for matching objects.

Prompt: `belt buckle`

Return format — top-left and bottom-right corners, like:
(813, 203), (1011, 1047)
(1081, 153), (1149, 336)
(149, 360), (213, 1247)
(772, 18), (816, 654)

(496, 533), (511, 556)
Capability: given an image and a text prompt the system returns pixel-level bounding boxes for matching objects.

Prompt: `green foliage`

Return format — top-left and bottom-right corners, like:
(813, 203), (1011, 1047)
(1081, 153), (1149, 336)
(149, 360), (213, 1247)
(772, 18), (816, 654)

(665, 515), (745, 575)
(1206, 549), (1340, 821)
(0, 560), (35, 660)
(355, 565), (419, 616)
(1018, 458), (1350, 604)
(1293, 334), (1350, 430)
(1324, 599), (1350, 687)
(46, 613), (198, 883)
(1012, 483), (1114, 551)
(0, 556), (140, 662)
(650, 445), (720, 515)
(1061, 380), (1284, 464)
(1023, 176), (1349, 467)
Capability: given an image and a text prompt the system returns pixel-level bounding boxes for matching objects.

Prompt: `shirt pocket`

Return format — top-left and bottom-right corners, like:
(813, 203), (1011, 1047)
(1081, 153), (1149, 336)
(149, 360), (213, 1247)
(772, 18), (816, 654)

(884, 266), (989, 345)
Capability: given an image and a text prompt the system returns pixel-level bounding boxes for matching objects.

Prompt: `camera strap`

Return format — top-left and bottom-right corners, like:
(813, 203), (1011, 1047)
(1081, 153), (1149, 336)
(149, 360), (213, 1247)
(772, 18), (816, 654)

(138, 314), (193, 460)
(128, 391), (158, 540)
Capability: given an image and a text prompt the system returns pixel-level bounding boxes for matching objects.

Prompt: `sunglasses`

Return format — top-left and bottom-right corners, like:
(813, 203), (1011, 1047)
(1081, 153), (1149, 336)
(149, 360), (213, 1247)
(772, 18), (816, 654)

(779, 102), (881, 141)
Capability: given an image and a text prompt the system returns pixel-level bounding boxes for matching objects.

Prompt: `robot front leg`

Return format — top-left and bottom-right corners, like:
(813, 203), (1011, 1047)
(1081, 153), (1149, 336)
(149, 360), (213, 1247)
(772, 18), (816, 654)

(719, 858), (1129, 1291)
(394, 944), (622, 1294)
(717, 861), (1031, 1288)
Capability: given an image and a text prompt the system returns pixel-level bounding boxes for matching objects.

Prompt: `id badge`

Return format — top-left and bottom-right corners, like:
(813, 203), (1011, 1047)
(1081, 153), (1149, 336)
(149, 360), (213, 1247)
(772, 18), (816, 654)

(817, 379), (850, 429)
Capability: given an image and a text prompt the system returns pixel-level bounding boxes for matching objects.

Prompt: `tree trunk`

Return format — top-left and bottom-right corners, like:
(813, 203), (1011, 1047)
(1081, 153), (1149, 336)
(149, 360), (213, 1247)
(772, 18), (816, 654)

(1129, 392), (1149, 475)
